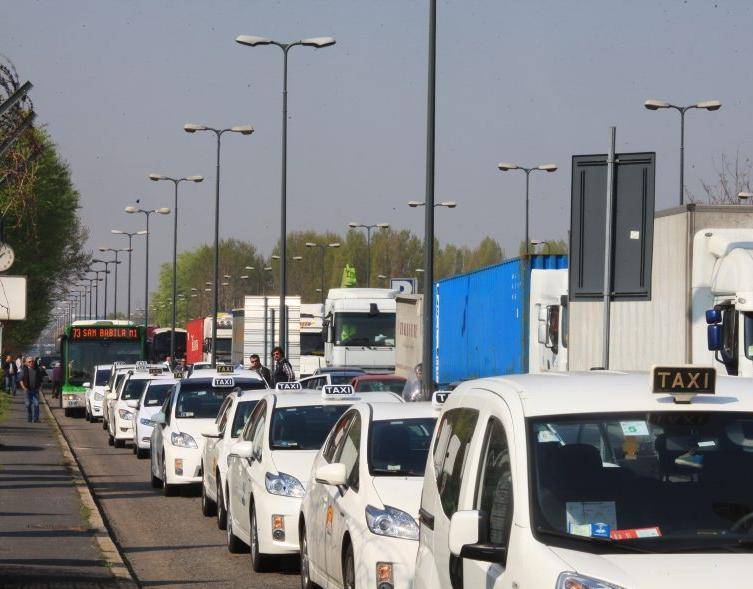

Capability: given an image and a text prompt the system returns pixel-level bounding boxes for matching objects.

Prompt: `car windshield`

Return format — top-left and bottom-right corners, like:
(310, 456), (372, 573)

(176, 380), (265, 419)
(369, 417), (436, 476)
(121, 379), (148, 401)
(333, 312), (395, 348)
(529, 411), (753, 552)
(143, 383), (173, 407)
(95, 369), (110, 386)
(270, 405), (349, 450)
(231, 400), (259, 438)
(356, 378), (406, 394)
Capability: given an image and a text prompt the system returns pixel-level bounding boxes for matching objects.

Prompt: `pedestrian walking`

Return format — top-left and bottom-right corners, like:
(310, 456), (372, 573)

(2, 354), (11, 393)
(9, 355), (19, 397)
(19, 357), (44, 423)
(51, 361), (62, 399)
(249, 354), (272, 387)
(271, 346), (295, 386)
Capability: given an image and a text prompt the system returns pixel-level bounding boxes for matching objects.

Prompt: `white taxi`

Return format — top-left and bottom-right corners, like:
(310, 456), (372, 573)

(102, 365), (135, 432)
(85, 364), (112, 422)
(225, 384), (403, 572)
(108, 367), (171, 448)
(200, 387), (269, 527)
(415, 367), (753, 589)
(300, 400), (438, 589)
(150, 373), (267, 496)
(131, 377), (178, 458)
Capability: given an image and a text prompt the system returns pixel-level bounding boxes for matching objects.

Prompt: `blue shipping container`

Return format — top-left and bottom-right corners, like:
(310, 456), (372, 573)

(433, 254), (567, 384)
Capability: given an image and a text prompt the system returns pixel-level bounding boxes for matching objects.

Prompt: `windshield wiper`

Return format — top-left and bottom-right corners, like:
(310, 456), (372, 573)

(535, 527), (654, 553)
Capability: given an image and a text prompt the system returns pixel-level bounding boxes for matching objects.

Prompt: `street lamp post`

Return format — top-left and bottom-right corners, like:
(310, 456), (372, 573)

(184, 123), (253, 367)
(347, 223), (389, 287)
(111, 230), (147, 321)
(125, 205), (170, 330)
(89, 268), (108, 320)
(98, 247), (129, 318)
(235, 33), (336, 352)
(644, 99), (722, 206)
(497, 162), (557, 256)
(304, 242), (341, 303)
(149, 172), (203, 360)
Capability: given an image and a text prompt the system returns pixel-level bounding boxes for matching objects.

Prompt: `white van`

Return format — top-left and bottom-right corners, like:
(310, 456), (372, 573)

(415, 368), (753, 589)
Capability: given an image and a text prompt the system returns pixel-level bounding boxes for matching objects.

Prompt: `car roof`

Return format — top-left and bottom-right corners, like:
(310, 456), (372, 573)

(226, 389), (269, 403)
(144, 378), (178, 386)
(455, 371), (753, 417)
(353, 374), (406, 382)
(367, 401), (436, 421)
(315, 366), (365, 374)
(126, 372), (173, 381)
(187, 368), (263, 381)
(268, 389), (402, 409)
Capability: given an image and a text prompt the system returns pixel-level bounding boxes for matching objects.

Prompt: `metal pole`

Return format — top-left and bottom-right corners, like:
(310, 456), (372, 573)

(601, 126), (617, 370)
(211, 133), (221, 367)
(525, 171), (530, 256)
(103, 266), (109, 319)
(113, 252), (119, 317)
(127, 235), (133, 321)
(144, 213), (150, 330)
(679, 109), (686, 206)
(320, 247), (325, 305)
(94, 274), (100, 320)
(171, 179), (179, 360)
(421, 0), (437, 400)
(279, 47), (290, 353)
(366, 227), (372, 287)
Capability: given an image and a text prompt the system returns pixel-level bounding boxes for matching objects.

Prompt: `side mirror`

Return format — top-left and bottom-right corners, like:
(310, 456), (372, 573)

(201, 424), (221, 438)
(706, 308), (722, 324)
(315, 462), (347, 487)
(707, 323), (723, 351)
(449, 510), (507, 564)
(152, 412), (166, 425)
(82, 382), (91, 388)
(230, 441), (254, 460)
(126, 400), (139, 410)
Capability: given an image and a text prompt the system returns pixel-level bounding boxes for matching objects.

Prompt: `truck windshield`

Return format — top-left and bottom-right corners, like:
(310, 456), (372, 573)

(529, 411), (753, 552)
(334, 312), (395, 348)
(368, 418), (436, 476)
(301, 332), (324, 356)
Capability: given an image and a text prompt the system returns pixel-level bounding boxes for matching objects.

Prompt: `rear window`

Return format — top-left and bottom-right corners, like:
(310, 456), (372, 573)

(270, 405), (349, 450)
(176, 380), (265, 419)
(143, 383), (173, 407)
(121, 379), (148, 401)
(355, 378), (406, 394)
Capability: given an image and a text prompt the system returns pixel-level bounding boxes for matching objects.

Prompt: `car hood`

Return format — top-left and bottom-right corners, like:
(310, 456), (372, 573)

(270, 450), (319, 488)
(139, 405), (163, 419)
(174, 418), (214, 451)
(550, 547), (753, 588)
(371, 477), (424, 517)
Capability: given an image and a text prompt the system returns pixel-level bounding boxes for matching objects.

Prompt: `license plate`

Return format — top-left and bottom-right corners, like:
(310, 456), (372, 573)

(66, 400), (78, 407)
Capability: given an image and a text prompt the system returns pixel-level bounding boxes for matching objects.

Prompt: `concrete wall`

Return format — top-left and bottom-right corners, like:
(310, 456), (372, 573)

(395, 294), (423, 378)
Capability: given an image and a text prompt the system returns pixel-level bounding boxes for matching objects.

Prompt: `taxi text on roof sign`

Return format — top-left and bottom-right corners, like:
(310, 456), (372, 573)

(322, 384), (354, 399)
(276, 381), (302, 391)
(652, 366), (716, 403)
(212, 376), (235, 388)
(216, 364), (234, 374)
(432, 390), (451, 409)
(173, 371), (184, 379)
(149, 368), (162, 376)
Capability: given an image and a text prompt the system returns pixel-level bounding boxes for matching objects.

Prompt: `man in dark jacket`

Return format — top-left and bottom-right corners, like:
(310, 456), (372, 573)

(249, 354), (272, 387)
(20, 357), (45, 422)
(271, 346), (295, 386)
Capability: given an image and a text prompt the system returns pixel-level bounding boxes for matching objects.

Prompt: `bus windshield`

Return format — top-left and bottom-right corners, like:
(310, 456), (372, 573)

(67, 341), (142, 386)
(334, 312), (395, 348)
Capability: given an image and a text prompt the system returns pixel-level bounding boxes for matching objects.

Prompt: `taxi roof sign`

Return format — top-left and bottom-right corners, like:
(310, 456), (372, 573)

(432, 390), (451, 410)
(173, 371), (185, 380)
(149, 368), (163, 376)
(212, 376), (235, 388)
(276, 381), (302, 392)
(216, 364), (234, 374)
(652, 366), (716, 404)
(322, 384), (355, 400)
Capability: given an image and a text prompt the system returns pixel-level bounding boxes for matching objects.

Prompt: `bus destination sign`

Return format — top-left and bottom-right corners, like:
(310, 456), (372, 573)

(71, 327), (140, 341)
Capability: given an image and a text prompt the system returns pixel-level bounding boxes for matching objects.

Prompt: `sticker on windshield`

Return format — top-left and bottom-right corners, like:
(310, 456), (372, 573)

(610, 526), (662, 540)
(566, 501), (617, 531)
(568, 523), (611, 538)
(538, 430), (560, 443)
(697, 440), (716, 447)
(620, 421), (649, 436)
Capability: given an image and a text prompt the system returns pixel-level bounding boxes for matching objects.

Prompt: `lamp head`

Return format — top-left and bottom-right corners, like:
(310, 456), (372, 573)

(348, 222), (360, 228)
(137, 230), (148, 235)
(111, 229), (124, 234)
(305, 242), (317, 248)
(301, 36), (336, 48)
(696, 100), (722, 111)
(292, 256), (303, 261)
(235, 35), (273, 47)
(245, 266), (255, 270)
(184, 123), (207, 133)
(157, 207), (171, 214)
(231, 125), (254, 135)
(271, 255), (280, 260)
(738, 192), (752, 201)
(408, 200), (424, 207)
(440, 201), (457, 208)
(186, 175), (204, 182)
(124, 206), (137, 214)
(329, 242), (341, 248)
(497, 162), (519, 171)
(644, 99), (669, 110)
(149, 173), (165, 181)
(377, 223), (390, 229)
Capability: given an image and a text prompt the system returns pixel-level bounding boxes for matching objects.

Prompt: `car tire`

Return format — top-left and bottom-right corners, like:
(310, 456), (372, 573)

(226, 500), (246, 554)
(102, 419), (108, 430)
(300, 521), (320, 589)
(201, 475), (217, 517)
(150, 455), (163, 489)
(108, 435), (114, 446)
(216, 479), (227, 530)
(136, 447), (149, 459)
(343, 542), (355, 589)
(64, 408), (71, 418)
(114, 438), (125, 448)
(250, 503), (270, 572)
(162, 455), (178, 497)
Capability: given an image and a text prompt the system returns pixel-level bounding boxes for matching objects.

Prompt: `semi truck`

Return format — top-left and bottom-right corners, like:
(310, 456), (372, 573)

(184, 313), (233, 364)
(323, 288), (396, 371)
(230, 296), (301, 376)
(568, 204), (753, 377)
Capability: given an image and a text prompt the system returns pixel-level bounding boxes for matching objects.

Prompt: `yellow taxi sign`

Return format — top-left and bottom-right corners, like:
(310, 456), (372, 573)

(652, 366), (716, 403)
(216, 364), (234, 374)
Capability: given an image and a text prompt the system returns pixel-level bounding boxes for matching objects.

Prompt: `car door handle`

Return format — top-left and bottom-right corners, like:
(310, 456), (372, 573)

(419, 507), (434, 530)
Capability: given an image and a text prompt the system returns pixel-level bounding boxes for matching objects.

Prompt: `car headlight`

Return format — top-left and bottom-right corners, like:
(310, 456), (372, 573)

(117, 409), (134, 420)
(140, 417), (155, 427)
(365, 505), (419, 541)
(170, 431), (198, 449)
(94, 392), (104, 401)
(265, 472), (305, 498)
(556, 573), (624, 589)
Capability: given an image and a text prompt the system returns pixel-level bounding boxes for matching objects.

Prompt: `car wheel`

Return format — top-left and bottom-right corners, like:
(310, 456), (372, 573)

(136, 447), (149, 459)
(114, 438), (125, 448)
(226, 500), (246, 554)
(162, 454), (178, 497)
(300, 521), (319, 589)
(102, 419), (108, 430)
(250, 503), (270, 572)
(150, 454), (163, 489)
(343, 542), (355, 589)
(107, 434), (114, 446)
(216, 479), (227, 530)
(201, 473), (217, 517)
(64, 408), (71, 418)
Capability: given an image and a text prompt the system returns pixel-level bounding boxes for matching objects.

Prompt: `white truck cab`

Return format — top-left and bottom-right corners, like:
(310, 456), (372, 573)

(324, 288), (397, 371)
(415, 368), (753, 589)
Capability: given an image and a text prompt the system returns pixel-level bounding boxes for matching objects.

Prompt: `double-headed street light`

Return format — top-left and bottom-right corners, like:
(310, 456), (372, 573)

(304, 242), (341, 303)
(184, 123), (253, 367)
(347, 223), (389, 287)
(497, 162), (557, 257)
(408, 200), (457, 208)
(644, 99), (722, 206)
(88, 266), (109, 320)
(110, 229), (147, 320)
(92, 257), (121, 319)
(125, 205), (170, 329)
(98, 247), (130, 318)
(235, 33), (336, 353)
(149, 172), (203, 359)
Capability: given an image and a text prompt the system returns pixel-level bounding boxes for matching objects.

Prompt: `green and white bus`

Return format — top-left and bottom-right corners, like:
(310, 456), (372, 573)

(59, 320), (146, 415)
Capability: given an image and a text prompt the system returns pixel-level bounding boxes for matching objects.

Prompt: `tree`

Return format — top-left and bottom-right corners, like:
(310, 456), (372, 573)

(687, 151), (752, 204)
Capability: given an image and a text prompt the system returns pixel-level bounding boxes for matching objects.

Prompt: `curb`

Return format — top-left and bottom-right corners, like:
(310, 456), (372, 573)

(42, 393), (139, 588)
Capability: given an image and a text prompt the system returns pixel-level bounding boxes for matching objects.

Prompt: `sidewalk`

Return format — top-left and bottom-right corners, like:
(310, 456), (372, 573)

(0, 392), (125, 587)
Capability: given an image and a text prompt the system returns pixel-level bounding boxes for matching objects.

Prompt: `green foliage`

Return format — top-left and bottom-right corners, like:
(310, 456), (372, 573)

(518, 238), (568, 257)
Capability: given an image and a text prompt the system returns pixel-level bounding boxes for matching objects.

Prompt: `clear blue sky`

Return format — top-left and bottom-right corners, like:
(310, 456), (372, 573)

(3, 0), (752, 310)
